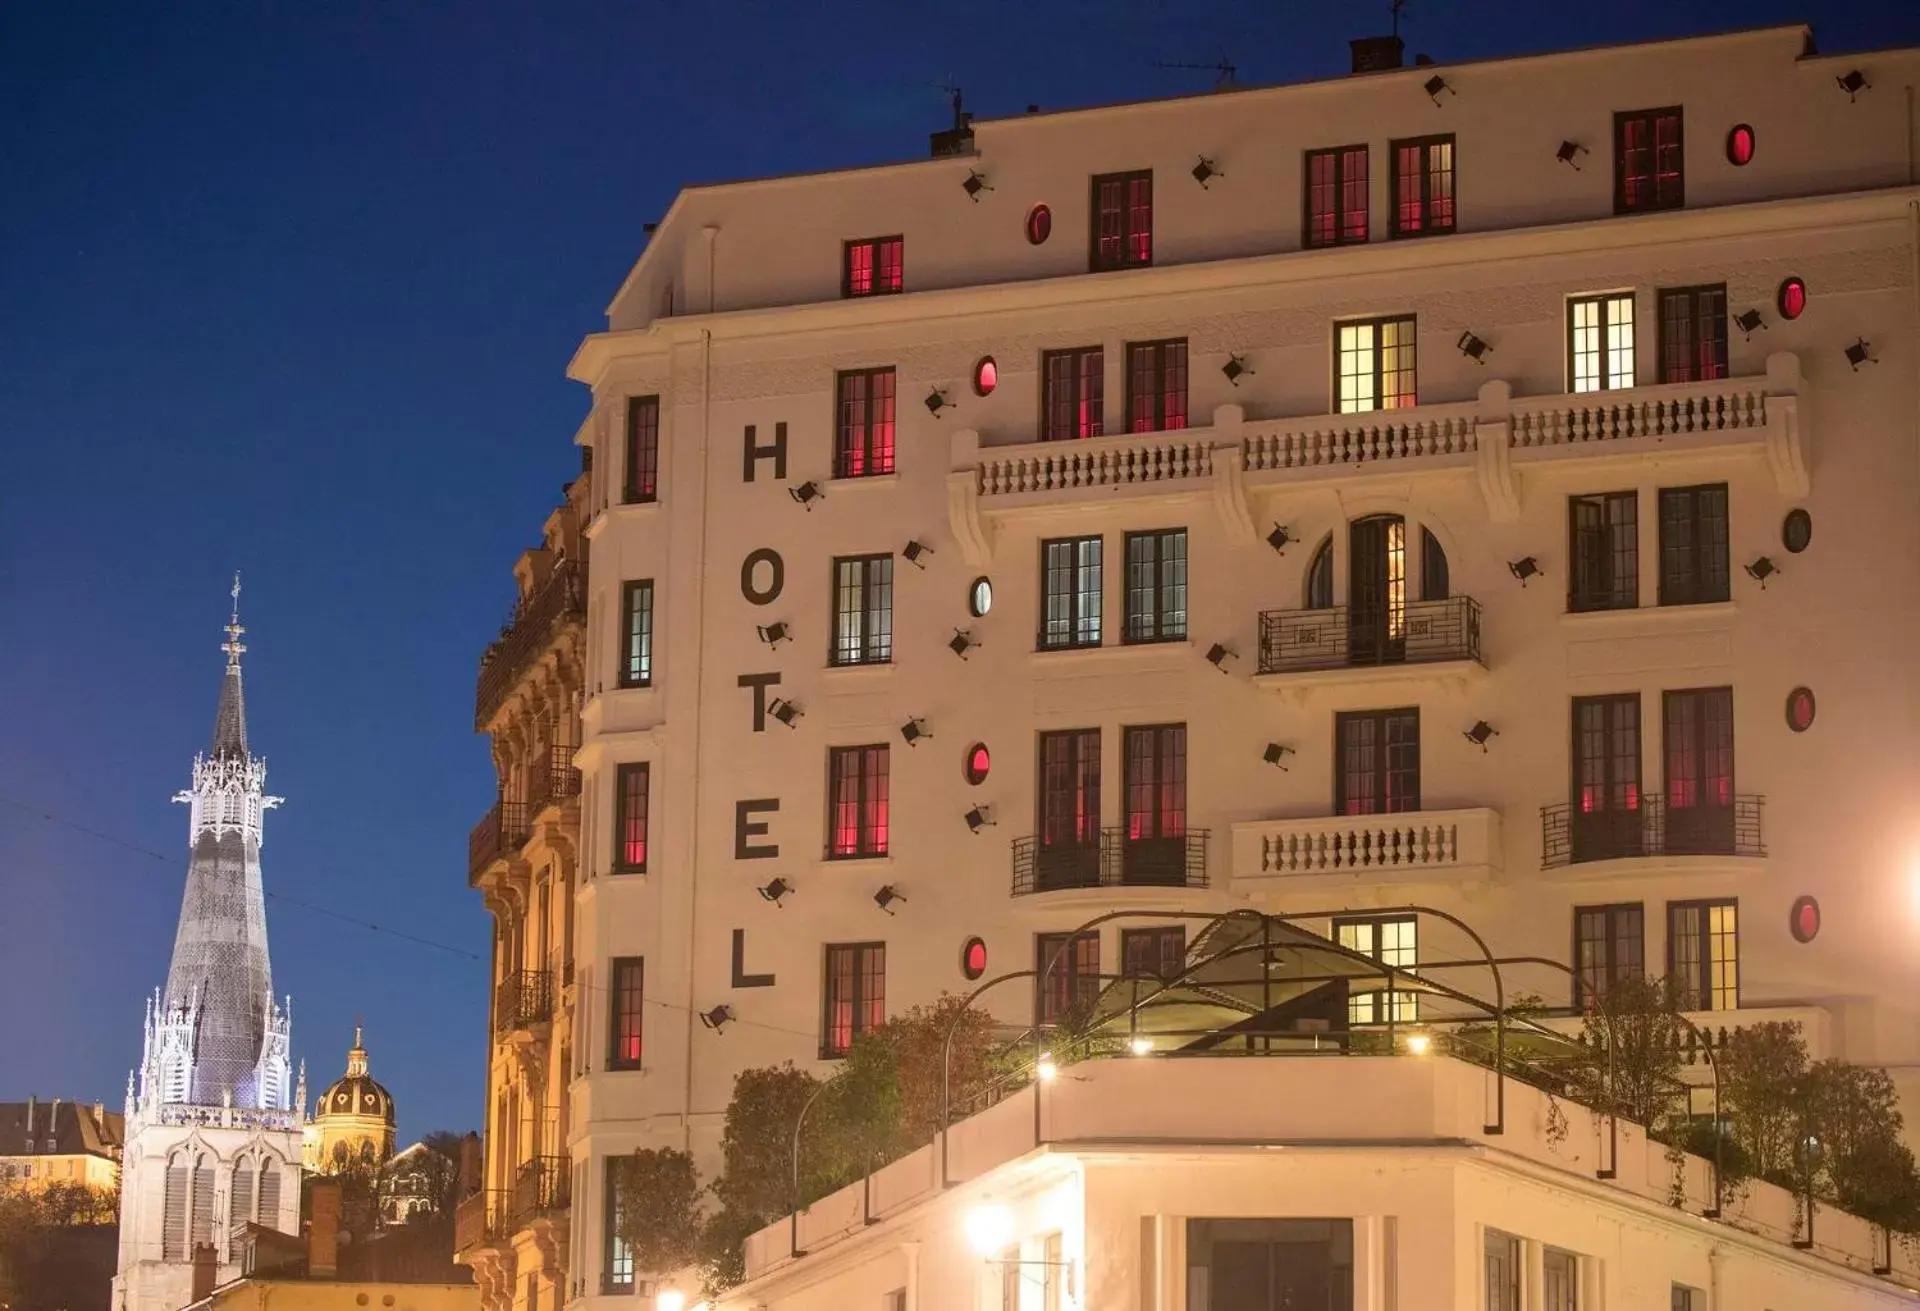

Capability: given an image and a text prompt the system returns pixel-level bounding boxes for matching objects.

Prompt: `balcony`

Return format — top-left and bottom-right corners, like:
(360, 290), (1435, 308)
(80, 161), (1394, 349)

(1538, 1003), (1832, 1077)
(494, 969), (555, 1035)
(1011, 828), (1209, 897)
(1255, 597), (1483, 694)
(1231, 808), (1502, 892)
(1541, 795), (1765, 871)
(467, 799), (531, 884)
(508, 1155), (570, 1230)
(475, 558), (587, 730)
(452, 1189), (507, 1257)
(526, 744), (581, 814)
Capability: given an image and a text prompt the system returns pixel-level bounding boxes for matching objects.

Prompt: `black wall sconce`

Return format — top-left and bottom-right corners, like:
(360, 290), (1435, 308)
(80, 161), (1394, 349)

(1556, 140), (1586, 169)
(1191, 156), (1220, 188)
(756, 878), (792, 906)
(756, 621), (791, 648)
(965, 804), (996, 833)
(1266, 524), (1292, 554)
(963, 169), (991, 201)
(1205, 643), (1236, 672)
(925, 387), (952, 417)
(900, 717), (931, 747)
(768, 697), (803, 727)
(1734, 309), (1766, 339)
(903, 540), (934, 569)
(789, 481), (823, 510)
(1263, 743), (1293, 770)
(874, 885), (905, 915)
(1463, 721), (1498, 751)
(1846, 338), (1877, 370)
(1423, 74), (1453, 104)
(1746, 556), (1779, 587)
(1836, 69), (1869, 101)
(949, 629), (977, 660)
(698, 1005), (735, 1032)
(1222, 355), (1251, 386)
(1508, 556), (1542, 585)
(1456, 331), (1492, 364)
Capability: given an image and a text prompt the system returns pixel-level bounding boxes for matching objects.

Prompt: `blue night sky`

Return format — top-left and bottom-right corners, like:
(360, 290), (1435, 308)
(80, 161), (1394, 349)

(1, 1), (1914, 1144)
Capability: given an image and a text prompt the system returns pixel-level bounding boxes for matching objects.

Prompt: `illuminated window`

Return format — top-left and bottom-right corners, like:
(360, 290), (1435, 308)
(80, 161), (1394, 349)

(623, 395), (659, 504)
(1304, 144), (1369, 247)
(1785, 686), (1816, 732)
(1573, 903), (1644, 1006)
(1778, 276), (1807, 319)
(1035, 730), (1101, 891)
(1657, 483), (1729, 606)
(1570, 694), (1643, 864)
(1121, 724), (1187, 883)
(617, 580), (653, 688)
(969, 576), (993, 617)
(964, 743), (991, 786)
(842, 236), (903, 298)
(1568, 293), (1636, 392)
(1121, 926), (1186, 980)
(827, 744), (889, 859)
(830, 554), (893, 666)
(973, 356), (998, 396)
(1789, 895), (1820, 944)
(834, 367), (896, 477)
(961, 937), (988, 980)
(1025, 204), (1052, 245)
(1041, 346), (1103, 440)
(1657, 284), (1727, 383)
(611, 763), (649, 874)
(1335, 914), (1418, 1024)
(1335, 709), (1420, 816)
(603, 1158), (635, 1292)
(822, 942), (885, 1057)
(1035, 931), (1100, 1024)
(1726, 123), (1755, 166)
(1123, 528), (1187, 643)
(607, 957), (644, 1070)
(1390, 134), (1455, 237)
(1668, 898), (1739, 1011)
(1039, 536), (1102, 649)
(1089, 169), (1152, 270)
(1336, 316), (1417, 413)
(1569, 491), (1638, 612)
(1614, 106), (1684, 214)
(1663, 686), (1735, 852)
(1126, 338), (1188, 432)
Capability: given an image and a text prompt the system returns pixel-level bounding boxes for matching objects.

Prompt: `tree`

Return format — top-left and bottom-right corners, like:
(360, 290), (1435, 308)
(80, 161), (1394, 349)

(1575, 975), (1687, 1129)
(405, 1131), (469, 1219)
(613, 1148), (702, 1275)
(1719, 1021), (1809, 1182)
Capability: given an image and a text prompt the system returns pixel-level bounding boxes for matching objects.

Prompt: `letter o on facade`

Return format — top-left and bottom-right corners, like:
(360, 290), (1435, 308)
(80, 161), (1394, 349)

(741, 548), (785, 605)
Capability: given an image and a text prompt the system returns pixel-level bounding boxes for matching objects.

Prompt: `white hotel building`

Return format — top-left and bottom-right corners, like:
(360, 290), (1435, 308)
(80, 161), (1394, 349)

(463, 22), (1920, 1310)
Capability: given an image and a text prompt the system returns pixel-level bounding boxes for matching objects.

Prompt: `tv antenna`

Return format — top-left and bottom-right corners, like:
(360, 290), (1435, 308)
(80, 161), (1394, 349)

(1152, 53), (1238, 89)
(1391, 0), (1408, 38)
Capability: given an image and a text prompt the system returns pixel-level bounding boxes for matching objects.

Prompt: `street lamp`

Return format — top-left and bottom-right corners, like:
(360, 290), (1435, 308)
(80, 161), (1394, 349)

(964, 1204), (1015, 1256)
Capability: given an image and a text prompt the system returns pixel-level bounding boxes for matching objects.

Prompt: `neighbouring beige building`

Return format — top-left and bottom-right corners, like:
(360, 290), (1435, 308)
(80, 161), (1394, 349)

(465, 19), (1920, 1310)
(0, 1098), (124, 1192)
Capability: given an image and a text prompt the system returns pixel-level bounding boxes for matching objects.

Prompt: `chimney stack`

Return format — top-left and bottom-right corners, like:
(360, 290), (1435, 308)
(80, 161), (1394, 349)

(1350, 35), (1405, 73)
(308, 1181), (341, 1278)
(458, 1132), (482, 1197)
(190, 1242), (218, 1304)
(25, 1096), (34, 1135)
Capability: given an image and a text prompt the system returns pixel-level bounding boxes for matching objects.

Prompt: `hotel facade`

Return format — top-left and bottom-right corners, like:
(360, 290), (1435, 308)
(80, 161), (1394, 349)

(461, 23), (1920, 1309)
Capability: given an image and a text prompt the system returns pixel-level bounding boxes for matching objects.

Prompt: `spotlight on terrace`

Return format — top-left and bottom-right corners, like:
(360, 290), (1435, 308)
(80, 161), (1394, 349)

(1263, 743), (1293, 770)
(1036, 1054), (1059, 1082)
(697, 1006), (733, 1033)
(1221, 354), (1251, 386)
(964, 1204), (1015, 1257)
(1746, 556), (1779, 588)
(900, 717), (931, 747)
(963, 169), (992, 201)
(1456, 331), (1492, 363)
(1555, 140), (1586, 169)
(1405, 1032), (1432, 1056)
(1508, 556), (1542, 586)
(1463, 721), (1498, 751)
(925, 387), (951, 417)
(1191, 156), (1220, 188)
(1205, 643), (1235, 672)
(1836, 69), (1869, 100)
(768, 697), (803, 728)
(1423, 74), (1453, 103)
(655, 1292), (687, 1311)
(1128, 1036), (1154, 1056)
(755, 621), (791, 648)
(1846, 338), (1877, 370)
(789, 481), (823, 510)
(757, 878), (792, 906)
(903, 540), (934, 569)
(950, 629), (977, 660)
(965, 804), (995, 833)
(874, 884), (905, 915)
(1265, 524), (1291, 554)
(1734, 308), (1766, 338)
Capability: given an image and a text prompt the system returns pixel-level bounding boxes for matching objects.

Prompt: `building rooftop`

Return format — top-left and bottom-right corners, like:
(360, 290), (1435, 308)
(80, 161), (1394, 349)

(0, 1099), (125, 1160)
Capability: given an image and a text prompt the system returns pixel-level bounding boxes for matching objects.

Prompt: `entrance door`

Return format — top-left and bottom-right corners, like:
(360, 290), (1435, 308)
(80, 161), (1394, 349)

(1347, 515), (1406, 665)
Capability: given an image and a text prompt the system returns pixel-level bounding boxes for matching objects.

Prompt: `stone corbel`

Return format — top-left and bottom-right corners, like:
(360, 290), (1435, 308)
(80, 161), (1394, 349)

(946, 428), (994, 566)
(529, 1215), (569, 1277)
(1764, 350), (1810, 497)
(1207, 404), (1257, 544)
(1473, 378), (1520, 522)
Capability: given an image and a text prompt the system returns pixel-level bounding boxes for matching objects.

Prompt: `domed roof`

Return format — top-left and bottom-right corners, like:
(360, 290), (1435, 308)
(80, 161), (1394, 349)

(317, 1028), (395, 1125)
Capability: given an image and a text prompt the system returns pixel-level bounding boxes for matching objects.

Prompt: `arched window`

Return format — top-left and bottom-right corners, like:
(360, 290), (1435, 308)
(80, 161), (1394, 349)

(1421, 528), (1450, 600)
(1306, 536), (1334, 609)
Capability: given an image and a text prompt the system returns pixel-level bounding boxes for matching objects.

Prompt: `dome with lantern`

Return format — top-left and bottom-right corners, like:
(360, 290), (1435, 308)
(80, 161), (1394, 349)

(303, 1026), (396, 1172)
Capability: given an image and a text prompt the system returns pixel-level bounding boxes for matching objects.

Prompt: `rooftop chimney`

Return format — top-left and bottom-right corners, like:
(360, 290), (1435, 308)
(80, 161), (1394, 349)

(1350, 35), (1405, 73)
(457, 1132), (482, 1197)
(308, 1181), (341, 1278)
(191, 1242), (218, 1304)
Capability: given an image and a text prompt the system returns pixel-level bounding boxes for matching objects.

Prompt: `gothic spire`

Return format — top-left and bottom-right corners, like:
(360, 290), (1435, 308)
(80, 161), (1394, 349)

(212, 573), (249, 760)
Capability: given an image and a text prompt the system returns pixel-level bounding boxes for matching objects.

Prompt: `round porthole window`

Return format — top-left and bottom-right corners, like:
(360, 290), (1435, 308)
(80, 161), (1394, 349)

(1778, 276), (1808, 320)
(964, 743), (991, 786)
(961, 937), (988, 981)
(1786, 686), (1816, 732)
(1726, 124), (1756, 166)
(1782, 508), (1812, 554)
(1025, 204), (1052, 245)
(1789, 895), (1821, 944)
(968, 576), (993, 617)
(973, 356), (998, 397)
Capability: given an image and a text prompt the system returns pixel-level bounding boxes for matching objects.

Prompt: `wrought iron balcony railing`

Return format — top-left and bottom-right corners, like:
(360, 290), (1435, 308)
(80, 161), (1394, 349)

(468, 799), (531, 883)
(509, 1155), (570, 1229)
(475, 558), (587, 729)
(527, 743), (581, 813)
(453, 1189), (511, 1254)
(1011, 828), (1209, 896)
(1540, 794), (1764, 868)
(1257, 596), (1482, 675)
(494, 969), (555, 1035)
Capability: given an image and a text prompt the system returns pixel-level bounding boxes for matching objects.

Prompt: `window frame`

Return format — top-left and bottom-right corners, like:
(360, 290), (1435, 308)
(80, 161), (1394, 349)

(1122, 528), (1187, 644)
(1036, 728), (1102, 851)
(833, 366), (897, 478)
(611, 763), (650, 875)
(826, 744), (890, 860)
(829, 553), (894, 667)
(1304, 144), (1370, 248)
(1333, 913), (1419, 1025)
(1120, 926), (1186, 981)
(1334, 315), (1418, 414)
(1388, 133), (1456, 238)
(841, 235), (904, 299)
(1573, 903), (1645, 1007)
(1121, 722), (1187, 843)
(1567, 292), (1637, 393)
(1614, 106), (1685, 215)
(1038, 535), (1104, 650)
(1040, 346), (1105, 441)
(1089, 169), (1153, 271)
(1667, 897), (1739, 1011)
(1334, 708), (1421, 816)
(1542, 1247), (1579, 1311)
(617, 579), (654, 688)
(1656, 284), (1728, 384)
(1570, 693), (1643, 863)
(1035, 931), (1101, 1025)
(622, 395), (660, 505)
(1657, 483), (1730, 606)
(1568, 491), (1639, 613)
(1124, 338), (1189, 433)
(602, 1158), (635, 1293)
(607, 956), (644, 1071)
(821, 941), (886, 1058)
(1484, 1228), (1522, 1311)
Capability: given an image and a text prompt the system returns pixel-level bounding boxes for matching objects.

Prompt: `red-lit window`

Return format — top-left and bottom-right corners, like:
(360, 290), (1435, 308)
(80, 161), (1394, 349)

(1025, 204), (1052, 245)
(611, 763), (649, 874)
(1785, 686), (1815, 732)
(1390, 135), (1455, 237)
(822, 942), (885, 1057)
(973, 356), (997, 396)
(960, 937), (988, 980)
(827, 745), (889, 859)
(1335, 710), (1420, 816)
(1777, 277), (1807, 320)
(1664, 686), (1734, 823)
(1657, 285), (1727, 384)
(1041, 346), (1103, 440)
(1037, 728), (1101, 851)
(842, 236), (903, 298)
(607, 957), (644, 1070)
(1035, 932), (1100, 1025)
(1305, 145), (1368, 248)
(1126, 339), (1188, 432)
(964, 743), (991, 786)
(1726, 124), (1755, 166)
(1090, 170), (1152, 271)
(1570, 694), (1641, 863)
(623, 395), (659, 504)
(1123, 724), (1187, 845)
(835, 367), (896, 477)
(1614, 107), (1684, 214)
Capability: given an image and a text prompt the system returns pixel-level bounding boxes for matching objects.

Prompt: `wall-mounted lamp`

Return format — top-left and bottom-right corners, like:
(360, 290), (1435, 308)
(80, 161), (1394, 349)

(1222, 355), (1252, 386)
(756, 878), (792, 906)
(1836, 69), (1869, 101)
(950, 629), (977, 660)
(1456, 331), (1492, 364)
(903, 540), (934, 569)
(925, 387), (951, 417)
(1746, 556), (1779, 587)
(874, 885), (905, 915)
(1191, 156), (1220, 188)
(698, 1005), (734, 1033)
(1263, 743), (1293, 770)
(1205, 643), (1236, 672)
(1265, 524), (1291, 554)
(789, 481), (823, 510)
(1423, 74), (1453, 104)
(1508, 556), (1542, 586)
(1463, 721), (1498, 751)
(1556, 140), (1586, 169)
(963, 170), (991, 201)
(965, 804), (996, 833)
(755, 621), (791, 648)
(1734, 309), (1766, 339)
(768, 697), (803, 727)
(1846, 338), (1877, 370)
(900, 717), (931, 747)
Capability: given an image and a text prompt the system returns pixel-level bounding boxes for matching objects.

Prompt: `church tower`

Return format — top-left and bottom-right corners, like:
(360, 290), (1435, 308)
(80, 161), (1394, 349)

(114, 579), (304, 1311)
